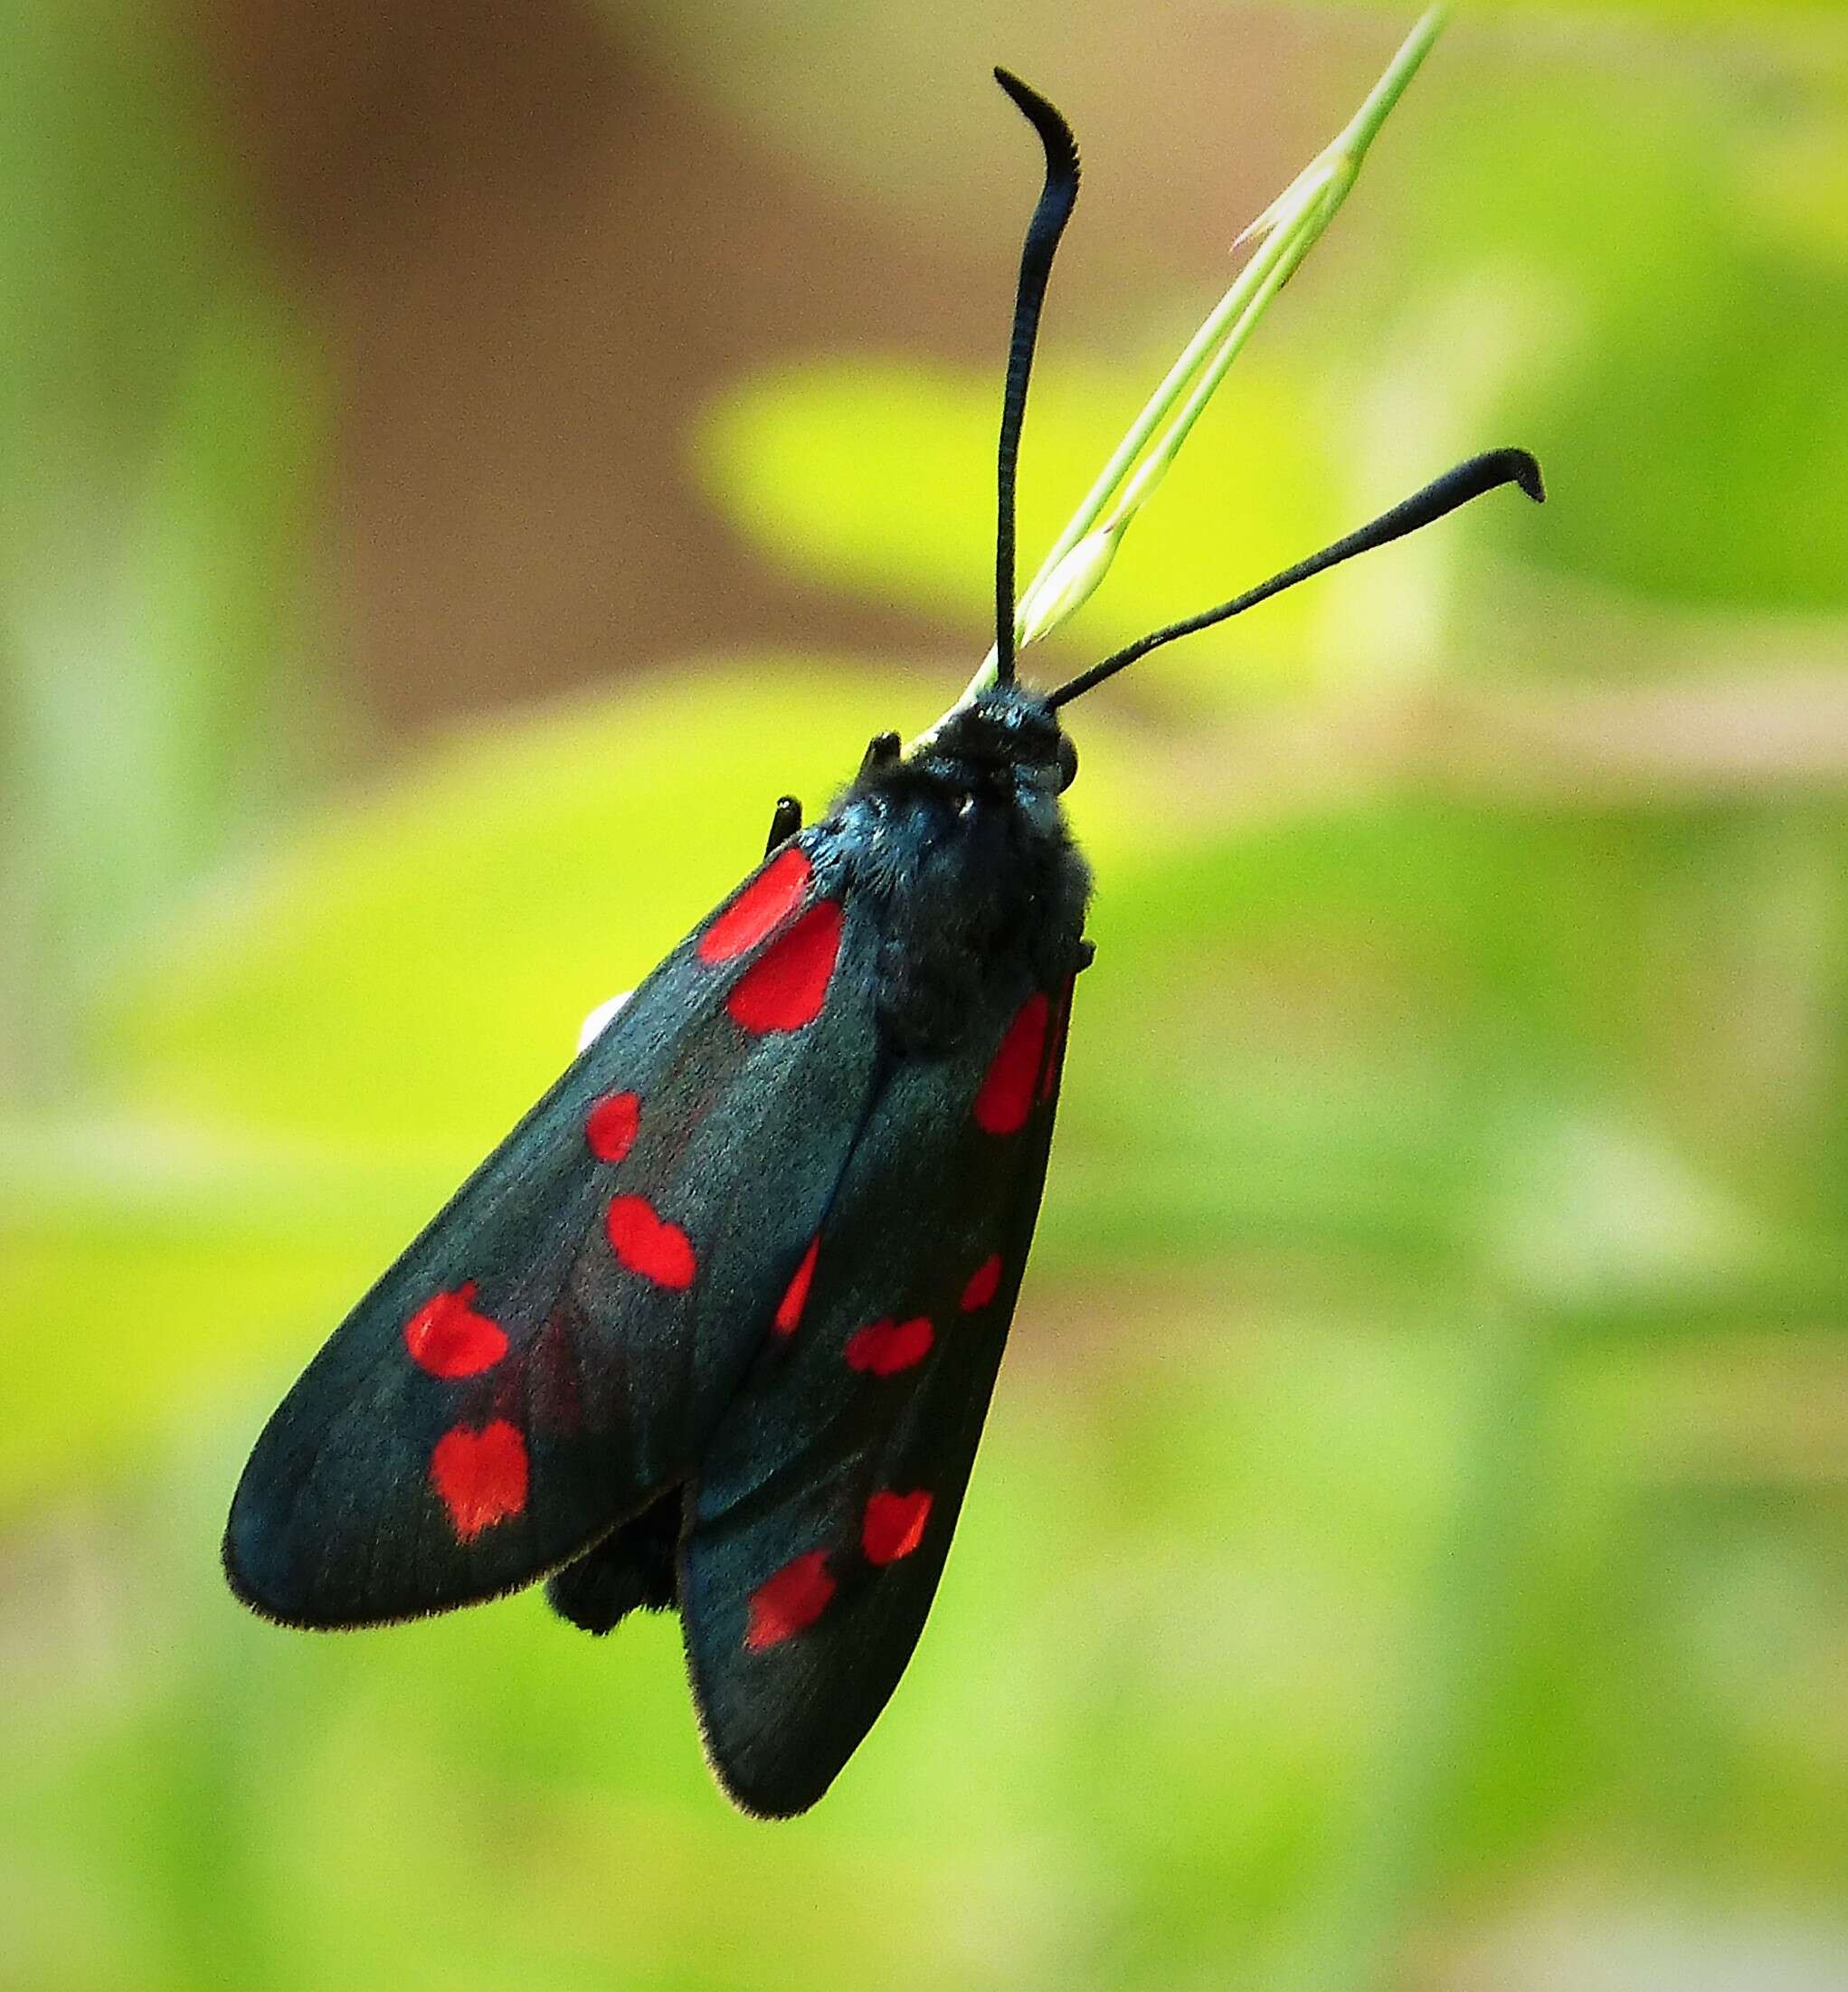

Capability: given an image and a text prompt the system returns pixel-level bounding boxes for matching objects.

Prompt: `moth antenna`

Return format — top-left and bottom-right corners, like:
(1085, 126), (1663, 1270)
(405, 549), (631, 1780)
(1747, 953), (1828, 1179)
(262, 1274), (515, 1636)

(1045, 449), (1545, 709)
(991, 69), (1080, 688)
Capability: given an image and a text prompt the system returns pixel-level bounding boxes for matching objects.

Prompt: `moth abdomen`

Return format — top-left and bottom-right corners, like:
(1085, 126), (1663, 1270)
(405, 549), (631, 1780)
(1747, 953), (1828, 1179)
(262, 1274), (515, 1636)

(547, 1490), (684, 1633)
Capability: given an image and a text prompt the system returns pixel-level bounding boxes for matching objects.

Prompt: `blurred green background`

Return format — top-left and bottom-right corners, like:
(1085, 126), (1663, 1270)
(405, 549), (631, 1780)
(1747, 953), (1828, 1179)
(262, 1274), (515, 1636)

(5, 2), (1848, 1987)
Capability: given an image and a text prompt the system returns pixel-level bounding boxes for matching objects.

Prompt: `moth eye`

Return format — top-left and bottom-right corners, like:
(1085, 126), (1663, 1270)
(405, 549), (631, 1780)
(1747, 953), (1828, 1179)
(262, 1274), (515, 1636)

(1056, 735), (1079, 792)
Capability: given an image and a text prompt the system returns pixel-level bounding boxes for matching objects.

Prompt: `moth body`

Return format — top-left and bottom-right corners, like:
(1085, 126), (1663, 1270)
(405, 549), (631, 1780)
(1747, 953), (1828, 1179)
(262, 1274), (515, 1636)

(224, 62), (1540, 1817)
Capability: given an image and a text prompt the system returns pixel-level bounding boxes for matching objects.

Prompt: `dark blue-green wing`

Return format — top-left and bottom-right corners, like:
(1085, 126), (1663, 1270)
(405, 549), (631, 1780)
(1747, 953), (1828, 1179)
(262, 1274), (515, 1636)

(680, 960), (1081, 1817)
(224, 837), (883, 1629)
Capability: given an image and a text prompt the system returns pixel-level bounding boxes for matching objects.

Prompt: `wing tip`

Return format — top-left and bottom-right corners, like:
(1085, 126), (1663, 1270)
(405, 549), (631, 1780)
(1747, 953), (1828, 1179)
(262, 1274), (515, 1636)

(681, 1619), (838, 1820)
(223, 1466), (420, 1630)
(697, 1725), (837, 1822)
(221, 1512), (321, 1629)
(222, 1484), (359, 1630)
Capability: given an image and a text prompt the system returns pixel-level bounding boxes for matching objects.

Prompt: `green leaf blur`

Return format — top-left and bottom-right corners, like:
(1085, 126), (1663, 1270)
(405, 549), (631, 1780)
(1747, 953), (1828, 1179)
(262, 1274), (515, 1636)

(6, 6), (1848, 1990)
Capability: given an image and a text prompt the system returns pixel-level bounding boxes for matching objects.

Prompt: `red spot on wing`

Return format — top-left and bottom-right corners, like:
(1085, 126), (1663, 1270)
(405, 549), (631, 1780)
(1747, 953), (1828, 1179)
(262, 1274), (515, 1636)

(974, 992), (1049, 1134)
(744, 1550), (835, 1650)
(773, 1236), (820, 1337)
(403, 1282), (507, 1379)
(726, 900), (844, 1034)
(1039, 974), (1076, 1103)
(699, 846), (811, 963)
(960, 1256), (1002, 1313)
(862, 1490), (933, 1566)
(430, 1419), (528, 1540)
(584, 1090), (640, 1162)
(844, 1315), (933, 1376)
(605, 1195), (697, 1288)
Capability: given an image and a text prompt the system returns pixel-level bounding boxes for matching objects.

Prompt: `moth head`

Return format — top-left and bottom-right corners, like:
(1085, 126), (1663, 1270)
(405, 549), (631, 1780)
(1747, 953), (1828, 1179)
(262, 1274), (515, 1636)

(928, 683), (1077, 796)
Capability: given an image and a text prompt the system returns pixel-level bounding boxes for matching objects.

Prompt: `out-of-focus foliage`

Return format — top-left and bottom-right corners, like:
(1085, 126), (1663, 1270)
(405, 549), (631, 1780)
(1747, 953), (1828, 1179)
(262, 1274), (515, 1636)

(1411, 68), (1848, 614)
(706, 60), (1848, 653)
(6, 5), (1848, 1991)
(698, 359), (1337, 702)
(601, 0), (1848, 232)
(0, 5), (323, 1063)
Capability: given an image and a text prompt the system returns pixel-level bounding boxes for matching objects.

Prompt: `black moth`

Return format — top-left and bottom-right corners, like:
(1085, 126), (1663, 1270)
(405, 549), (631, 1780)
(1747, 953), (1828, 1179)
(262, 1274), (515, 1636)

(224, 69), (1541, 1817)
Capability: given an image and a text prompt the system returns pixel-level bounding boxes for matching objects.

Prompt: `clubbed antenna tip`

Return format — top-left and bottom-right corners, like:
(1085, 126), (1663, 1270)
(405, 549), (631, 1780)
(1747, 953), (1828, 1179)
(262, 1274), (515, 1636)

(1046, 446), (1546, 709)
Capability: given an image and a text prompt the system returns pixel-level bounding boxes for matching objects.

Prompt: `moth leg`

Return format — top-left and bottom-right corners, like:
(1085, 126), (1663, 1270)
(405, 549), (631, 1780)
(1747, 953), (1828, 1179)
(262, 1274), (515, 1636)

(763, 795), (803, 857)
(858, 731), (901, 779)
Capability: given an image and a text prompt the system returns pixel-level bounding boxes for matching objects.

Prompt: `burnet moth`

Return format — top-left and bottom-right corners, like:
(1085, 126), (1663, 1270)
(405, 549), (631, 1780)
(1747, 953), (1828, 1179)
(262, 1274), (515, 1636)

(224, 67), (1542, 1817)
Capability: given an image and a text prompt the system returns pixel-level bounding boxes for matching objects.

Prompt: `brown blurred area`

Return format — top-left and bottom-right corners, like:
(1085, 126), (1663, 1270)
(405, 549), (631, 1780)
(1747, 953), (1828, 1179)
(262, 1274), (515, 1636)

(188, 0), (1341, 738)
